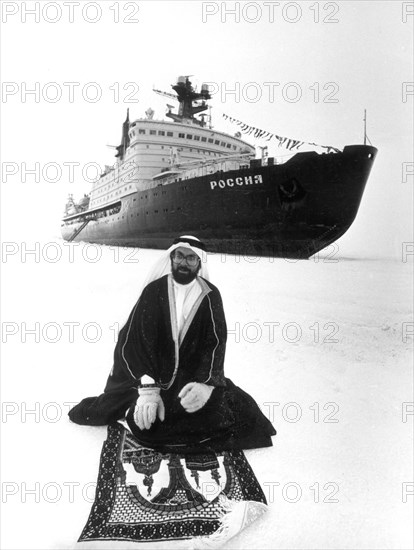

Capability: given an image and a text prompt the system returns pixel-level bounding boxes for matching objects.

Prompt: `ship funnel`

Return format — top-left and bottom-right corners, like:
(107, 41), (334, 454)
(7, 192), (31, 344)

(177, 76), (186, 85)
(201, 83), (209, 93)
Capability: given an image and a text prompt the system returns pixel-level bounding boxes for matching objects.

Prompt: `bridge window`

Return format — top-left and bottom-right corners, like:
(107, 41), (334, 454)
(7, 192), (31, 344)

(139, 129), (146, 134)
(167, 131), (173, 137)
(186, 134), (193, 140)
(194, 135), (200, 141)
(208, 138), (213, 143)
(158, 131), (165, 136)
(179, 133), (185, 138)
(150, 130), (156, 135)
(201, 137), (207, 142)
(226, 143), (232, 148)
(215, 140), (220, 145)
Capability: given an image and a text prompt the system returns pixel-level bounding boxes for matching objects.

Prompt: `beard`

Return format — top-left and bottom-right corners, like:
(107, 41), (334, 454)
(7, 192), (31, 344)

(171, 262), (199, 284)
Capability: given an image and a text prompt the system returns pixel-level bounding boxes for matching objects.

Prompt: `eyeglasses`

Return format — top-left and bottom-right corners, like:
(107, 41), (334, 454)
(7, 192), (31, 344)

(172, 251), (200, 267)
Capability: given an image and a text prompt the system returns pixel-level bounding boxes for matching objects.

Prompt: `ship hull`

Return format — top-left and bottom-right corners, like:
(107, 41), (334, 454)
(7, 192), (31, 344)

(61, 145), (377, 259)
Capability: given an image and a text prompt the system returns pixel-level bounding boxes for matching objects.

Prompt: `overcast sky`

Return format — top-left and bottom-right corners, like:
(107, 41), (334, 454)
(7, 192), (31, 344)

(1, 0), (413, 259)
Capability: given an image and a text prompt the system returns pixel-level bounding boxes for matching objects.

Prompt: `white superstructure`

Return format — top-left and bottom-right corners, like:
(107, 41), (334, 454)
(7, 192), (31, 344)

(88, 118), (255, 211)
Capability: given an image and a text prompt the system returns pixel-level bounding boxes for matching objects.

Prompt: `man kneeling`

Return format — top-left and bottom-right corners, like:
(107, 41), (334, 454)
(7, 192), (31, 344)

(69, 236), (276, 453)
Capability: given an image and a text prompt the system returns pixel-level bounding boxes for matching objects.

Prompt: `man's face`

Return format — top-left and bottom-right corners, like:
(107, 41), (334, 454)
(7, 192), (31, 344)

(170, 246), (201, 284)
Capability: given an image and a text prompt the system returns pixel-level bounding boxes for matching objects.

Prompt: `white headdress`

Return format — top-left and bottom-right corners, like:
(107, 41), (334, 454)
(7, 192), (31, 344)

(142, 235), (209, 288)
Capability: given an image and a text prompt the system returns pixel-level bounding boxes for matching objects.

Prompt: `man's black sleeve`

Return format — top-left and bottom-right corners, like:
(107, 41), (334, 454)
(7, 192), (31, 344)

(68, 284), (160, 425)
(108, 284), (161, 387)
(197, 287), (227, 387)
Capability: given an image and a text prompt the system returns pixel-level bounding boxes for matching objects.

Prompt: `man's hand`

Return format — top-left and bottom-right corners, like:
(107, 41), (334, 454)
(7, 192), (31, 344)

(134, 386), (165, 430)
(178, 382), (214, 413)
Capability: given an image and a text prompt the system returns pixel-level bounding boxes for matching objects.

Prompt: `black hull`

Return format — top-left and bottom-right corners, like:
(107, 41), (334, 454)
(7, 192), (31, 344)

(61, 145), (377, 259)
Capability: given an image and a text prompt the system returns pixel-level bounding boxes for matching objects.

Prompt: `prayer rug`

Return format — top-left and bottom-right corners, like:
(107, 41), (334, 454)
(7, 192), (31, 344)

(76, 423), (268, 548)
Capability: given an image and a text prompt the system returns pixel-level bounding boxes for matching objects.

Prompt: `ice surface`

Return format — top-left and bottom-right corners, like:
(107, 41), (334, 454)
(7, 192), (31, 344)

(1, 242), (413, 549)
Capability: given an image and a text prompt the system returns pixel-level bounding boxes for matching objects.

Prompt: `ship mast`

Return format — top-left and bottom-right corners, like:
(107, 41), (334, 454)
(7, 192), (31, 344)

(363, 109), (372, 146)
(115, 108), (130, 161)
(153, 76), (211, 126)
(363, 109), (367, 145)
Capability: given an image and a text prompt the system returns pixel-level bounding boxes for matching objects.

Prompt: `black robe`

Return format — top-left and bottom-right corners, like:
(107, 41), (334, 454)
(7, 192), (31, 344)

(68, 275), (276, 452)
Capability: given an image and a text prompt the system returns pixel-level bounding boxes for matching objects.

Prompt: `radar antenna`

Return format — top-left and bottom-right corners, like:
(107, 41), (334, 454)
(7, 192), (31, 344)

(152, 76), (211, 126)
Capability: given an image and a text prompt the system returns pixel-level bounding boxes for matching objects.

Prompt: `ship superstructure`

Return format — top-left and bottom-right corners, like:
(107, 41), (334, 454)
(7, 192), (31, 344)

(88, 116), (255, 210)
